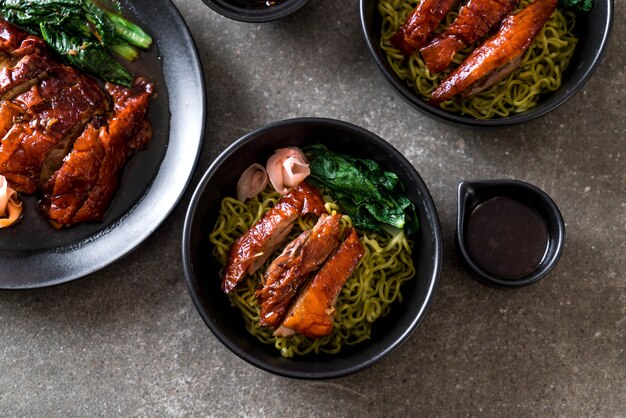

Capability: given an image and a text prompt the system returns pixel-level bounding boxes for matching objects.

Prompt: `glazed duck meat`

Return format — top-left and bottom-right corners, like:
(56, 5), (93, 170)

(256, 214), (343, 329)
(0, 20), (55, 101)
(221, 182), (326, 293)
(40, 79), (154, 227)
(275, 228), (364, 338)
(0, 21), (107, 195)
(0, 19), (154, 226)
(391, 0), (458, 55)
(0, 64), (109, 194)
(419, 0), (520, 73)
(429, 0), (558, 105)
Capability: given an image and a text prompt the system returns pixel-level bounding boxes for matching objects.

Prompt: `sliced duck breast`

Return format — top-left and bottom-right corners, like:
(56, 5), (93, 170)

(275, 228), (364, 338)
(256, 214), (343, 329)
(221, 182), (326, 294)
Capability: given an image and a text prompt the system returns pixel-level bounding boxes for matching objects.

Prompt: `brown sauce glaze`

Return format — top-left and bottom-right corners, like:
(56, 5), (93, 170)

(465, 197), (548, 280)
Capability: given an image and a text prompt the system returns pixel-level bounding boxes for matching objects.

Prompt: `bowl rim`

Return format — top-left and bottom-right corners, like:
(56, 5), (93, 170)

(182, 116), (443, 379)
(358, 0), (615, 127)
(200, 0), (310, 23)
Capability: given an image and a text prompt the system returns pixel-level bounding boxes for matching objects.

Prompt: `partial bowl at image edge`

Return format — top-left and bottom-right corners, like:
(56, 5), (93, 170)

(200, 0), (310, 23)
(359, 0), (614, 127)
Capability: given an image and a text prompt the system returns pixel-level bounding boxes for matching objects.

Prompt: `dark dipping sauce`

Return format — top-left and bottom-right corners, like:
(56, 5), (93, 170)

(465, 197), (548, 280)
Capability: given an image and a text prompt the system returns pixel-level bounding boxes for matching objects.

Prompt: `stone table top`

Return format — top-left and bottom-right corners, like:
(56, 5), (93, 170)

(1, 0), (624, 416)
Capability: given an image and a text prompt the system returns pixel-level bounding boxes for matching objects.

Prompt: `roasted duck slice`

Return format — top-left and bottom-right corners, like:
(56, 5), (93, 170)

(39, 121), (104, 226)
(0, 53), (53, 101)
(0, 100), (22, 137)
(429, 0), (557, 105)
(0, 65), (109, 194)
(420, 0), (519, 73)
(257, 214), (343, 329)
(0, 19), (27, 53)
(0, 19), (38, 54)
(391, 0), (458, 55)
(275, 228), (364, 338)
(0, 20), (55, 101)
(0, 124), (54, 193)
(221, 182), (326, 294)
(40, 79), (154, 227)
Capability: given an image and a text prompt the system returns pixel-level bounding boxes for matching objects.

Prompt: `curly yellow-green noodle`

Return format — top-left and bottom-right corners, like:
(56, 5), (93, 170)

(378, 0), (578, 119)
(209, 187), (416, 358)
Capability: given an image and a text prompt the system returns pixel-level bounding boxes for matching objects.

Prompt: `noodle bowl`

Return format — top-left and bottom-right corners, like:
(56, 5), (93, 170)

(360, 0), (613, 127)
(182, 117), (442, 378)
(210, 188), (416, 357)
(378, 0), (578, 119)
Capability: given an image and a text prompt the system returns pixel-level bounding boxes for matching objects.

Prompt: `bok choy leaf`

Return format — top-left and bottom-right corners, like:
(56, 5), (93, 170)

(305, 144), (419, 234)
(0, 0), (152, 86)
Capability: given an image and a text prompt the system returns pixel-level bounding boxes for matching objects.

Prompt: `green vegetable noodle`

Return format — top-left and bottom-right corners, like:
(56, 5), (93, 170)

(209, 188), (416, 358)
(0, 0), (153, 86)
(378, 0), (578, 119)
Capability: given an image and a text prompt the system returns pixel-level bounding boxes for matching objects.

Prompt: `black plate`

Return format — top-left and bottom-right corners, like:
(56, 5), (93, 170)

(0, 1), (205, 289)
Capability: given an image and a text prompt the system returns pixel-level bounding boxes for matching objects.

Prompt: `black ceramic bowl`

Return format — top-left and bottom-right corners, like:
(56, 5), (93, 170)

(360, 0), (613, 127)
(201, 0), (309, 22)
(182, 117), (442, 379)
(456, 179), (565, 287)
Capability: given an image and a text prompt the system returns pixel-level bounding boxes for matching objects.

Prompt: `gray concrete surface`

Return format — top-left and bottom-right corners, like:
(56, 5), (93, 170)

(1, 0), (624, 416)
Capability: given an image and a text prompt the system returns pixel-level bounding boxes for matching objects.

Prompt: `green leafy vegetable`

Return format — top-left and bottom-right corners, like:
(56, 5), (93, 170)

(558, 0), (593, 12)
(0, 0), (152, 86)
(106, 11), (151, 49)
(304, 144), (419, 234)
(39, 22), (133, 86)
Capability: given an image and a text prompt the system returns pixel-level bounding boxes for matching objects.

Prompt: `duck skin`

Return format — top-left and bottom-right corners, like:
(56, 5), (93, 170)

(0, 20), (55, 101)
(0, 19), (109, 194)
(0, 65), (109, 194)
(221, 182), (326, 294)
(275, 228), (364, 338)
(0, 100), (22, 138)
(40, 78), (154, 227)
(420, 0), (519, 73)
(0, 19), (156, 227)
(391, 0), (458, 55)
(429, 0), (557, 105)
(256, 214), (343, 329)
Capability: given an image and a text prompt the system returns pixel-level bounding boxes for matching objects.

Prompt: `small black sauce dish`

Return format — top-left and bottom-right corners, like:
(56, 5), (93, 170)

(456, 180), (565, 288)
(200, 0), (309, 23)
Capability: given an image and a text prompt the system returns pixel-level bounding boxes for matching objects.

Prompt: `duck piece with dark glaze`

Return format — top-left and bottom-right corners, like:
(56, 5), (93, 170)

(420, 0), (519, 73)
(429, 0), (557, 106)
(221, 182), (326, 294)
(0, 65), (109, 194)
(40, 78), (154, 227)
(274, 228), (364, 338)
(391, 0), (458, 56)
(0, 20), (56, 101)
(256, 214), (343, 329)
